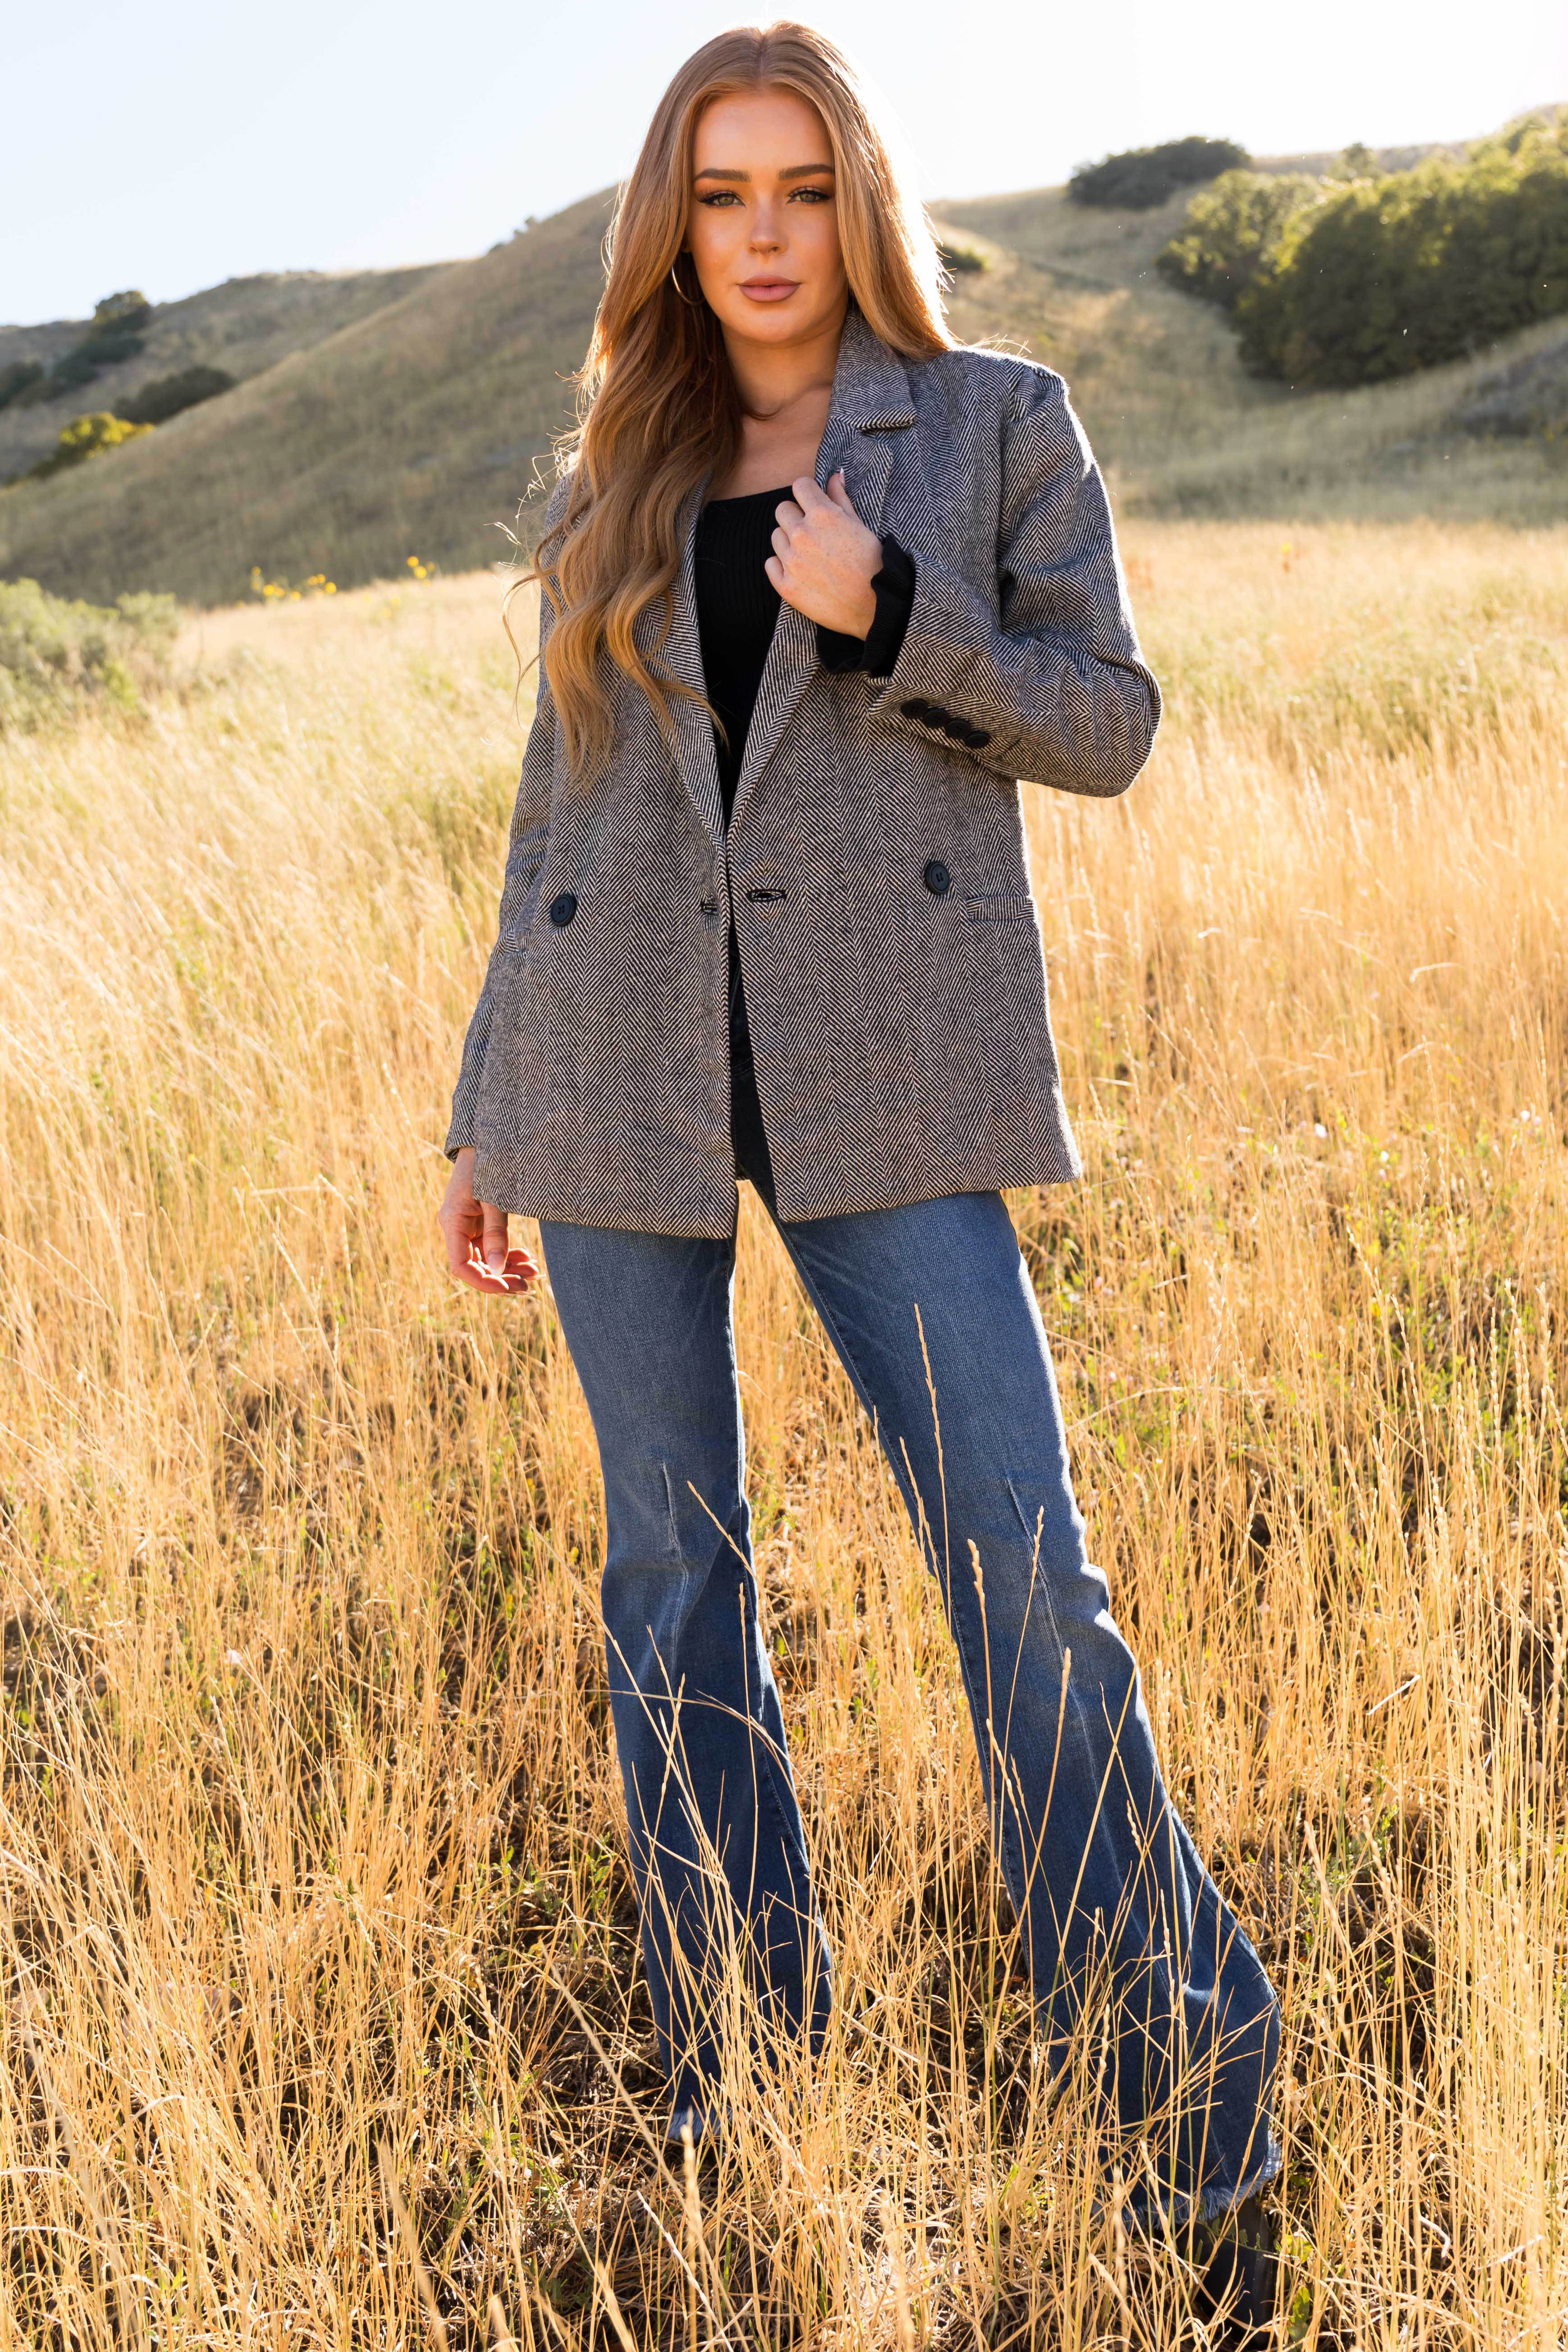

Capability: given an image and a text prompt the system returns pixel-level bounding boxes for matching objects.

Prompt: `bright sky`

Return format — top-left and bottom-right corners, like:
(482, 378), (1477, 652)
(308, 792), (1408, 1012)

(7, 0), (1565, 325)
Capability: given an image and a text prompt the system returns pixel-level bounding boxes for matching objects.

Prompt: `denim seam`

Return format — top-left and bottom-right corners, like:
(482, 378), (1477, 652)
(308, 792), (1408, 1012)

(752, 1742), (830, 2018)
(1004, 1471), (1134, 1918)
(733, 1558), (824, 1979)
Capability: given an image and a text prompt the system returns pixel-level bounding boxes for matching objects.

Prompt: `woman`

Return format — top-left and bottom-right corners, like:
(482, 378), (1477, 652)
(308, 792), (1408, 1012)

(439, 20), (1283, 2321)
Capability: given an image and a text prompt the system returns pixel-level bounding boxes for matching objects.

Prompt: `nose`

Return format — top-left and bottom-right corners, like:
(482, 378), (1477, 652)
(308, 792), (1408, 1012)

(749, 196), (784, 253)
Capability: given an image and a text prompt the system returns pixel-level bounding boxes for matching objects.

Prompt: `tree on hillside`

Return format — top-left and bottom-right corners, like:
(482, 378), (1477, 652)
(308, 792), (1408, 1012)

(1239, 126), (1568, 385)
(1070, 137), (1250, 211)
(1157, 116), (1568, 389)
(9, 290), (154, 407)
(1156, 172), (1324, 309)
(122, 366), (235, 426)
(88, 291), (153, 338)
(28, 412), (154, 481)
(0, 361), (44, 411)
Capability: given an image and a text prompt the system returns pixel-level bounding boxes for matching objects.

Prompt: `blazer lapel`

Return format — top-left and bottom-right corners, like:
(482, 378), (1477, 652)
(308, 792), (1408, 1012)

(661, 482), (726, 846)
(728, 309), (916, 826)
(838, 418), (903, 541)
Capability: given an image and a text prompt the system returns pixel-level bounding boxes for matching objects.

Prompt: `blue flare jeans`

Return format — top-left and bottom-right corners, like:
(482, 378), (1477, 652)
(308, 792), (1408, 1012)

(538, 1188), (1281, 2224)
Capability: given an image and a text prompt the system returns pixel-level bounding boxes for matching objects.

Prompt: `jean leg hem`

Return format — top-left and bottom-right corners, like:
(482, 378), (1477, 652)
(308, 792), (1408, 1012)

(1119, 2134), (1284, 2234)
(1192, 2144), (1284, 2224)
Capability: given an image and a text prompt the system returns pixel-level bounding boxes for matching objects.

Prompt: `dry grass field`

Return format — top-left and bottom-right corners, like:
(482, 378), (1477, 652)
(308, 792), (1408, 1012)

(2, 522), (1566, 2349)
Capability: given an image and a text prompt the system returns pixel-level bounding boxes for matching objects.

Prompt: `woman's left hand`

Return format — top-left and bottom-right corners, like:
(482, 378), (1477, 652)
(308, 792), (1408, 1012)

(767, 472), (882, 638)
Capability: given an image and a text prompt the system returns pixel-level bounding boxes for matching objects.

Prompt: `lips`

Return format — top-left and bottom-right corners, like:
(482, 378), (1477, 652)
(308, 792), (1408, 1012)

(739, 277), (799, 301)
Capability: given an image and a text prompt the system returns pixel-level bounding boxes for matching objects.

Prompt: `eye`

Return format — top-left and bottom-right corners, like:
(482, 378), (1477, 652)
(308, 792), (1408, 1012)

(789, 185), (832, 203)
(696, 190), (742, 207)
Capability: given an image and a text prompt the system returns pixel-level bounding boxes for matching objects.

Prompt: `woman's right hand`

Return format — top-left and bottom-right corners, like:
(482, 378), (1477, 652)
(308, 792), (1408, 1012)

(439, 1147), (540, 1295)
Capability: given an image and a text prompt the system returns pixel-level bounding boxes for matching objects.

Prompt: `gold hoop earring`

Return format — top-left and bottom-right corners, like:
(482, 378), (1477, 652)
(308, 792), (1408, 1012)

(669, 261), (698, 305)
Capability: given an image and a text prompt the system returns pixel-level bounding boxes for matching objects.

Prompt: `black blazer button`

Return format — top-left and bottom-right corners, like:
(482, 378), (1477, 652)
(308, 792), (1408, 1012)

(964, 724), (990, 749)
(923, 860), (951, 896)
(549, 892), (578, 927)
(901, 697), (932, 721)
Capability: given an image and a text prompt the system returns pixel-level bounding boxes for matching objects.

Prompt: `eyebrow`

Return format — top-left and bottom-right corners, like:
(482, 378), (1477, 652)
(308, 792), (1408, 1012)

(692, 162), (836, 181)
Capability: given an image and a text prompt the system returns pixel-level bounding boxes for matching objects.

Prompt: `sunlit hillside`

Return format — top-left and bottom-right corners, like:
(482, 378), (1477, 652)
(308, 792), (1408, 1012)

(0, 264), (452, 482)
(934, 181), (1568, 522)
(3, 124), (1567, 609)
(3, 522), (1565, 2345)
(0, 193), (612, 611)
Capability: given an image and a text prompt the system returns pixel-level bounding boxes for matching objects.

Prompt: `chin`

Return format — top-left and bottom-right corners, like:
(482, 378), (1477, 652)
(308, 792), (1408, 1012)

(727, 299), (827, 340)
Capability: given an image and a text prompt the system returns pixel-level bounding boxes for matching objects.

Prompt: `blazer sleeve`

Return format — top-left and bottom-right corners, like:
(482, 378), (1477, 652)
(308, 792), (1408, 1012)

(444, 578), (559, 1158)
(866, 368), (1160, 797)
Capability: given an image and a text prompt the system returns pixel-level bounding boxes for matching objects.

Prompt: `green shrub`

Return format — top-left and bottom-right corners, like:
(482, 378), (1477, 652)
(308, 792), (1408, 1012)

(122, 364), (234, 425)
(937, 241), (985, 275)
(10, 371), (64, 408)
(1158, 115), (1568, 389)
(8, 290), (156, 410)
(1070, 136), (1249, 212)
(48, 348), (105, 391)
(0, 576), (177, 729)
(81, 330), (146, 366)
(0, 361), (44, 411)
(87, 290), (153, 339)
(1156, 171), (1325, 309)
(28, 412), (155, 481)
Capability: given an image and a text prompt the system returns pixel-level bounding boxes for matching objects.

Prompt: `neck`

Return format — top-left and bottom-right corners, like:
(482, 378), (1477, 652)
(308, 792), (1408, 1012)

(720, 297), (847, 423)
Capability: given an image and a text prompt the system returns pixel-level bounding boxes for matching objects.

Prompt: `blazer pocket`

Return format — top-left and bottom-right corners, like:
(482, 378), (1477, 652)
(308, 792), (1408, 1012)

(964, 893), (1037, 923)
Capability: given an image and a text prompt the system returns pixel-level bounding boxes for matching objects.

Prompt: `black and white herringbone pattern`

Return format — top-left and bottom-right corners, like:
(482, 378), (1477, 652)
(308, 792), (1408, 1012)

(446, 307), (1161, 1237)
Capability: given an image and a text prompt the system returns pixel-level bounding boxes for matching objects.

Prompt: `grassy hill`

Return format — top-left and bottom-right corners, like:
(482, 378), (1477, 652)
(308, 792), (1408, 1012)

(3, 139), (1566, 611)
(0, 195), (610, 609)
(0, 265), (452, 483)
(935, 168), (1568, 522)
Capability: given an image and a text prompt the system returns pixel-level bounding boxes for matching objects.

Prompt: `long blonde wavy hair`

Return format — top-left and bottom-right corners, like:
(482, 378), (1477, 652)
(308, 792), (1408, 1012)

(521, 21), (954, 778)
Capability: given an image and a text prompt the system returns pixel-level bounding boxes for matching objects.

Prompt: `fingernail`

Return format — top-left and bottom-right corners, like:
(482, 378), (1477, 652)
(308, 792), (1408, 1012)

(485, 1246), (507, 1274)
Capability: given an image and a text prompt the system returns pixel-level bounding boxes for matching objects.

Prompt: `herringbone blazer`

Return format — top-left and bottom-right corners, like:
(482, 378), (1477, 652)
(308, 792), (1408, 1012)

(446, 306), (1160, 1237)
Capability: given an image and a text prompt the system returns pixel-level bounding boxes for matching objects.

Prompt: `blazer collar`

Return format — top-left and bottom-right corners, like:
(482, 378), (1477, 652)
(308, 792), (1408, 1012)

(819, 301), (920, 452)
(730, 309), (915, 827)
(662, 306), (917, 848)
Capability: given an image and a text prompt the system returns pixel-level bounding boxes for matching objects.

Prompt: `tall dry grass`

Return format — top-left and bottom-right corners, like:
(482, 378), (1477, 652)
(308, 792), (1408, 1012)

(1, 524), (1565, 2349)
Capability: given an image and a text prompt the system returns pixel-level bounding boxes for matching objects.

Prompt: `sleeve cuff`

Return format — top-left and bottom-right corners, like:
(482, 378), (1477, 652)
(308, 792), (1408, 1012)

(815, 535), (917, 678)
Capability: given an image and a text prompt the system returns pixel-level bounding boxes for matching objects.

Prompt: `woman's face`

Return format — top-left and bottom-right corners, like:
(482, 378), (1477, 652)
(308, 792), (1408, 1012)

(684, 86), (849, 350)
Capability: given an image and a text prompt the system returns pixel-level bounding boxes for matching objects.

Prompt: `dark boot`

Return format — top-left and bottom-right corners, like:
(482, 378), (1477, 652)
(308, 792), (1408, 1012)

(1190, 2193), (1281, 2340)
